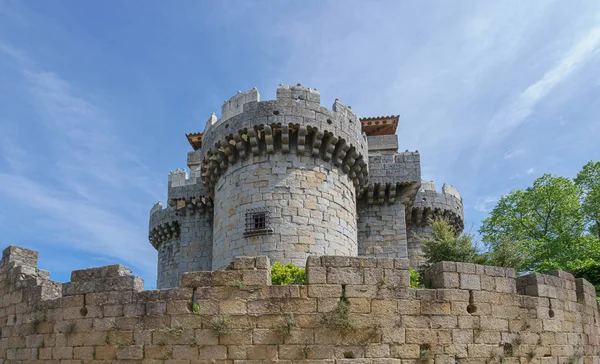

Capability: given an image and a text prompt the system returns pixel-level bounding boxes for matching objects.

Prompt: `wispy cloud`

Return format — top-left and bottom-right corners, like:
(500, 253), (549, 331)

(510, 168), (536, 180)
(0, 174), (156, 274)
(485, 23), (600, 143)
(474, 196), (498, 213)
(0, 43), (160, 281)
(503, 149), (523, 160)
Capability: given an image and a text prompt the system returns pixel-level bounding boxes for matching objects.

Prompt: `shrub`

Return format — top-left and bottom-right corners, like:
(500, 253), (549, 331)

(210, 315), (231, 336)
(320, 299), (354, 333)
(421, 217), (486, 266)
(271, 262), (306, 285)
(484, 235), (526, 272)
(409, 268), (420, 288)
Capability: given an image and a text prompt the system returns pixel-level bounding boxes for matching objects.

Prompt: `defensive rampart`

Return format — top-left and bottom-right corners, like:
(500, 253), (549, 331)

(1, 245), (598, 364)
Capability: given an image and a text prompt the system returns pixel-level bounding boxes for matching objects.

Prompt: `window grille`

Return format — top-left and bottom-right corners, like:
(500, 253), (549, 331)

(244, 208), (273, 237)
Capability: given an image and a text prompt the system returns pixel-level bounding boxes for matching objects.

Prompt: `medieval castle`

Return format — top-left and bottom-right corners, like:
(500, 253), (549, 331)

(149, 84), (464, 289)
(1, 84), (597, 364)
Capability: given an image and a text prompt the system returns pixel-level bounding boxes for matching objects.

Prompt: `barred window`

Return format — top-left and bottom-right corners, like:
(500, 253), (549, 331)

(244, 208), (273, 237)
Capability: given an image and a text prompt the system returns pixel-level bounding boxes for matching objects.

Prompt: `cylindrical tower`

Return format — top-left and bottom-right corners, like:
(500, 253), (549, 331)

(149, 168), (213, 288)
(405, 181), (464, 268)
(200, 84), (368, 269)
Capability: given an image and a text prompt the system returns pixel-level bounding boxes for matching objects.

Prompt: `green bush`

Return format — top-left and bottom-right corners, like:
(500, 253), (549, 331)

(271, 262), (306, 285)
(409, 268), (420, 288)
(421, 217), (486, 266)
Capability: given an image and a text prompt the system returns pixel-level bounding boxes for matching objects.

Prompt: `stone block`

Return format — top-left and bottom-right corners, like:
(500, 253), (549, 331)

(306, 256), (322, 267)
(307, 266), (327, 284)
(308, 284), (343, 298)
(70, 264), (132, 282)
(525, 284), (557, 298)
(327, 267), (364, 285)
(254, 256), (270, 269)
(456, 263), (476, 274)
(116, 345), (143, 360)
(52, 347), (74, 360)
(387, 269), (410, 287)
(242, 269), (270, 286)
(460, 274), (481, 290)
(421, 300), (451, 315)
(219, 299), (247, 314)
(322, 256), (350, 267)
(495, 277), (516, 293)
(431, 272), (460, 289)
(372, 299), (397, 315)
(394, 259), (410, 270)
(480, 275), (496, 291)
(233, 257), (256, 270)
(390, 344), (420, 359)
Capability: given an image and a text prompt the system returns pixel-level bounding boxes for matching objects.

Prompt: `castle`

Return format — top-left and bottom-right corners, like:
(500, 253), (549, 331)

(149, 84), (464, 289)
(1, 84), (598, 364)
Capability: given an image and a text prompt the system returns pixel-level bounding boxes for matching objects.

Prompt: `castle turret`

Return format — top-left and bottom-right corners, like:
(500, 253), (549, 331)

(200, 84), (367, 270)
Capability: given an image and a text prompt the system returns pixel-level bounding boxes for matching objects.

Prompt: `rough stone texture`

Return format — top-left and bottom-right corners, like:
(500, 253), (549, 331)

(156, 213), (213, 288)
(212, 153), (357, 270)
(1, 245), (599, 364)
(367, 153), (421, 186)
(149, 84), (462, 289)
(367, 135), (399, 154)
(357, 203), (408, 258)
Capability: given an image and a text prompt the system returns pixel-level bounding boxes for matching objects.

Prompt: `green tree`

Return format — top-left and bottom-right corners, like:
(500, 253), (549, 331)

(574, 161), (600, 240)
(421, 217), (486, 266)
(480, 173), (595, 273)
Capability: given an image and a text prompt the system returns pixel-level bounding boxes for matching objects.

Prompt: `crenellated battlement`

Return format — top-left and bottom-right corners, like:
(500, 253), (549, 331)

(199, 84), (368, 195)
(408, 181), (464, 231)
(1, 245), (598, 364)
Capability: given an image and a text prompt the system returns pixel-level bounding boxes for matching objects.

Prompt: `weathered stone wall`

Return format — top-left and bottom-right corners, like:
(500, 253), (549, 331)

(212, 153), (357, 270)
(357, 203), (407, 259)
(150, 170), (213, 289)
(2, 245), (598, 364)
(156, 213), (213, 288)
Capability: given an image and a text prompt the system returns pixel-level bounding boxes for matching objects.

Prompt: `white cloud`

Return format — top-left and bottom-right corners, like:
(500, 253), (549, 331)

(485, 23), (600, 143)
(0, 174), (156, 275)
(503, 149), (523, 159)
(0, 43), (161, 280)
(474, 196), (498, 213)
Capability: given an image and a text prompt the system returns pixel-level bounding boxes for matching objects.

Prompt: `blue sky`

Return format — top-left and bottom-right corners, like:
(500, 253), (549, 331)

(1, 1), (599, 286)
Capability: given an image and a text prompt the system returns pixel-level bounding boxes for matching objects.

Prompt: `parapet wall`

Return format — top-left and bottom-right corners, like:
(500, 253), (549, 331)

(200, 84), (369, 195)
(1, 245), (598, 364)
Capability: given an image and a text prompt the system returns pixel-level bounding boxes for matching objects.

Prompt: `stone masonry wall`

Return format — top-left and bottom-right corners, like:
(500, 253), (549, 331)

(357, 203), (408, 259)
(1, 245), (598, 364)
(157, 213), (213, 289)
(150, 169), (213, 289)
(212, 153), (357, 270)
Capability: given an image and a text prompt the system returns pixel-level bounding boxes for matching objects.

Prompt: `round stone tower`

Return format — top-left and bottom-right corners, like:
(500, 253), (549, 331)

(200, 84), (368, 269)
(405, 181), (464, 268)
